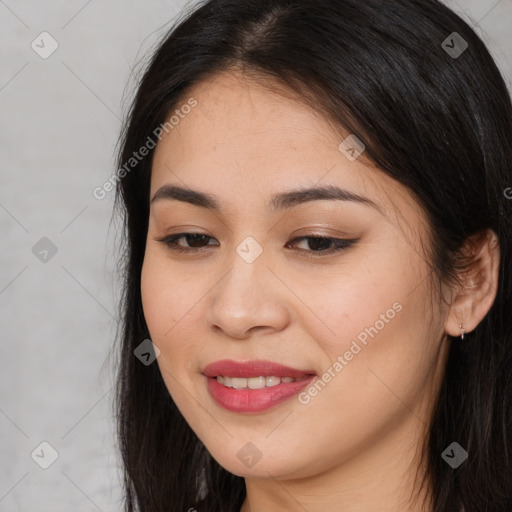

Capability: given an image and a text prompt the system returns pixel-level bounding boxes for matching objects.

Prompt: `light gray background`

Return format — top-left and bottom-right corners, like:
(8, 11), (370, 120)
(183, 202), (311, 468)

(0, 1), (510, 510)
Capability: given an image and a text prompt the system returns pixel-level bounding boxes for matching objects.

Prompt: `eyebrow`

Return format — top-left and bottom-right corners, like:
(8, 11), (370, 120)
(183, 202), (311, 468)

(150, 184), (381, 213)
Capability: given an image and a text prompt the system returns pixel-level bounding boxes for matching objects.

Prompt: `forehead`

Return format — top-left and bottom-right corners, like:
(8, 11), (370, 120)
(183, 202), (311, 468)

(156, 71), (345, 163)
(150, 70), (418, 222)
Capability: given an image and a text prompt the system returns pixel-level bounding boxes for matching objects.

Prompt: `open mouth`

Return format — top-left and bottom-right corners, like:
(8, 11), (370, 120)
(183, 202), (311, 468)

(214, 374), (312, 389)
(202, 360), (316, 413)
(205, 374), (315, 413)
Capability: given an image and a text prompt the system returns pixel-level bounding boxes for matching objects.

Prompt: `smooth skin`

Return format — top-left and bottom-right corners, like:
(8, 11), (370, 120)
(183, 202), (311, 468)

(140, 70), (500, 512)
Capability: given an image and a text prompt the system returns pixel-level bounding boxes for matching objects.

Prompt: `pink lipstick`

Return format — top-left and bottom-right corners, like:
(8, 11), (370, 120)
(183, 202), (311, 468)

(202, 359), (316, 413)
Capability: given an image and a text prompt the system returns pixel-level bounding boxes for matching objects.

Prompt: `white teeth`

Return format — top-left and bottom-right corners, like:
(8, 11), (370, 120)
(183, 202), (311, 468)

(215, 375), (299, 388)
(230, 377), (247, 389)
(265, 376), (280, 387)
(248, 376), (266, 389)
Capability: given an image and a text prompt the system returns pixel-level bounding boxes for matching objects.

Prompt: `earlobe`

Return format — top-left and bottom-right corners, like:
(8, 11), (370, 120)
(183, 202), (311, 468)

(444, 229), (500, 339)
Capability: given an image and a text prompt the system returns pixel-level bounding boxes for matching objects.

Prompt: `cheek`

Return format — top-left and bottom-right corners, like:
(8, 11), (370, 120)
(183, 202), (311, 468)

(141, 257), (170, 340)
(140, 249), (204, 378)
(291, 262), (408, 357)
(298, 250), (439, 399)
(140, 249), (199, 339)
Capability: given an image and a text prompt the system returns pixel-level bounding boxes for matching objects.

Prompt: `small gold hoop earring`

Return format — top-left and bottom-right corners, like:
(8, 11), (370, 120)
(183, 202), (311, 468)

(459, 323), (465, 340)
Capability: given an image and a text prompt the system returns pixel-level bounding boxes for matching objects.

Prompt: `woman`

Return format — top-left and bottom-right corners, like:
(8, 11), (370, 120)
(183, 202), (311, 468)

(113, 0), (512, 510)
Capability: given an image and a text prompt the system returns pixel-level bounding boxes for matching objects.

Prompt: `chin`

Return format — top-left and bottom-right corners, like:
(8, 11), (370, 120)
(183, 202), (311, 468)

(205, 444), (309, 480)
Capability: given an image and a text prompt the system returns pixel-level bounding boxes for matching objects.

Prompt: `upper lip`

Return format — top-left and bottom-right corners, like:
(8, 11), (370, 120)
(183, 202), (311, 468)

(202, 359), (316, 379)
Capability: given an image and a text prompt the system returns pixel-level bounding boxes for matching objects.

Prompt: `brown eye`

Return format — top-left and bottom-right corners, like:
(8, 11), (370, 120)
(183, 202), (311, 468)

(286, 235), (358, 257)
(155, 233), (219, 252)
(154, 232), (357, 257)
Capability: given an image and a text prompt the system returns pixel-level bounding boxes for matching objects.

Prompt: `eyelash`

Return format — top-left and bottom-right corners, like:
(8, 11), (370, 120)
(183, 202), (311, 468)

(154, 232), (357, 258)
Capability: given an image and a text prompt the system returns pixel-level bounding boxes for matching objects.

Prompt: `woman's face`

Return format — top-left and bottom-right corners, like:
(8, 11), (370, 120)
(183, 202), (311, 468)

(141, 71), (450, 480)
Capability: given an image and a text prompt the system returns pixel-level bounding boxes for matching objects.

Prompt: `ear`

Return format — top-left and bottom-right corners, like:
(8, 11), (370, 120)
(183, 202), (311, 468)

(445, 229), (500, 338)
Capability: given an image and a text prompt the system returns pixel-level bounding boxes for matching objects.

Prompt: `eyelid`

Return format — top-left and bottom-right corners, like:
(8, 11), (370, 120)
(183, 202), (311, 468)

(154, 231), (358, 257)
(287, 235), (357, 257)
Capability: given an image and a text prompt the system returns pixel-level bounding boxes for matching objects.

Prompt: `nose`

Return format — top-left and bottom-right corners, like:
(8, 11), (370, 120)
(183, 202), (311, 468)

(206, 245), (291, 339)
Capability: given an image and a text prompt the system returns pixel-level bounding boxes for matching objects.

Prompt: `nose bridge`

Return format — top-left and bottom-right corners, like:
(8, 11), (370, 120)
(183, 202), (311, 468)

(221, 234), (269, 300)
(207, 233), (289, 337)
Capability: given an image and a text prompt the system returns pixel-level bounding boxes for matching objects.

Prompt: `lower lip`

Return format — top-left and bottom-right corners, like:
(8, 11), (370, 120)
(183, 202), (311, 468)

(205, 375), (315, 413)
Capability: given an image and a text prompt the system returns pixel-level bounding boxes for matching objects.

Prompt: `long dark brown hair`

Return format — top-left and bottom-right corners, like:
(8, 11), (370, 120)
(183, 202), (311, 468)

(112, 0), (512, 510)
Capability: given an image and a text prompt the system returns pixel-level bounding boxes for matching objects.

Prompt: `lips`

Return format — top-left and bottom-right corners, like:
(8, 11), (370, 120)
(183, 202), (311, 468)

(202, 359), (315, 379)
(202, 359), (316, 413)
